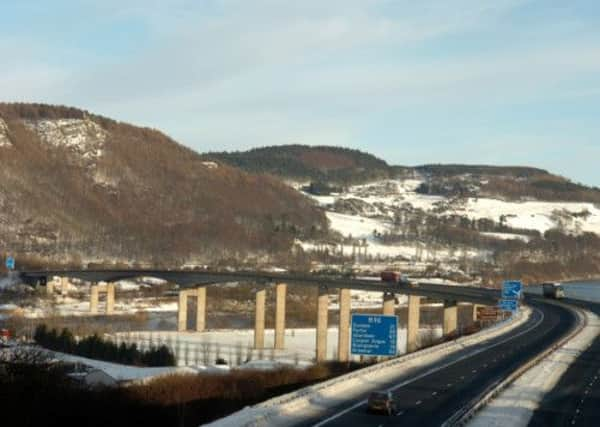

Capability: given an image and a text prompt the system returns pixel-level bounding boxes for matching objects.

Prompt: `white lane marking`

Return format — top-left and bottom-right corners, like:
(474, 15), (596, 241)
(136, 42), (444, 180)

(432, 391), (438, 396)
(416, 400), (422, 405)
(396, 411), (404, 417)
(312, 308), (545, 427)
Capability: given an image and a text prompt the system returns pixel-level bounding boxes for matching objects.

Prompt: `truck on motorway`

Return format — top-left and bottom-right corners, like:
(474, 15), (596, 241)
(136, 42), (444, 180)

(380, 270), (414, 286)
(542, 282), (565, 299)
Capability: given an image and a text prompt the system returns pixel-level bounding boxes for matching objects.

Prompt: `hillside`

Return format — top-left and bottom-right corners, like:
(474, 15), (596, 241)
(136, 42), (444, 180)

(0, 103), (327, 268)
(206, 145), (600, 283)
(208, 145), (600, 203)
(205, 145), (397, 185)
(415, 164), (600, 203)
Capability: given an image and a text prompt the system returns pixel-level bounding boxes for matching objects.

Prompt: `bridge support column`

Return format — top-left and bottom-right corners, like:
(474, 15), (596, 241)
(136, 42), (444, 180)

(472, 304), (481, 322)
(254, 289), (266, 349)
(61, 277), (69, 296)
(316, 287), (329, 363)
(47, 278), (55, 295)
(90, 285), (99, 314)
(196, 287), (206, 332)
(407, 295), (421, 353)
(274, 283), (286, 350)
(443, 300), (458, 337)
(106, 283), (115, 315)
(338, 288), (351, 362)
(383, 292), (395, 316)
(178, 290), (189, 332)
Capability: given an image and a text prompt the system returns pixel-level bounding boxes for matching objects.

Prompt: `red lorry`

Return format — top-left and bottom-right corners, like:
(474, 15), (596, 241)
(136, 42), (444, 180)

(380, 271), (412, 285)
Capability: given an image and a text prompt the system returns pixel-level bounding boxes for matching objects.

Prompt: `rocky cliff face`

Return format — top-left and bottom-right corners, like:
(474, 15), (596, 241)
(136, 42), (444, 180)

(0, 118), (11, 147)
(24, 118), (107, 161)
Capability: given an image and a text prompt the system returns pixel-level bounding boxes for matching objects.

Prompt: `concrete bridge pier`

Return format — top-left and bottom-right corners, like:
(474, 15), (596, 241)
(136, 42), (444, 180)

(337, 288), (351, 362)
(90, 282), (116, 315)
(177, 288), (205, 332)
(196, 287), (206, 332)
(407, 295), (421, 353)
(178, 289), (190, 332)
(316, 286), (329, 363)
(383, 292), (395, 316)
(60, 277), (69, 296)
(472, 304), (482, 322)
(106, 283), (115, 314)
(90, 285), (99, 314)
(274, 283), (287, 350)
(254, 288), (266, 349)
(46, 278), (56, 295)
(443, 300), (458, 336)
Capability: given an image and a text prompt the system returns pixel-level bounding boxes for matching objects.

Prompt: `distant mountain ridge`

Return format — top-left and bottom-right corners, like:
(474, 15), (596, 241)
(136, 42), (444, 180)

(0, 103), (327, 268)
(207, 145), (600, 203)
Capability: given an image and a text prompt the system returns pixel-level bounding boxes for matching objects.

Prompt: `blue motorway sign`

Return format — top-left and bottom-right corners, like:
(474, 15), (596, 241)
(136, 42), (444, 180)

(499, 299), (519, 313)
(351, 314), (398, 357)
(5, 256), (15, 270)
(502, 280), (522, 299)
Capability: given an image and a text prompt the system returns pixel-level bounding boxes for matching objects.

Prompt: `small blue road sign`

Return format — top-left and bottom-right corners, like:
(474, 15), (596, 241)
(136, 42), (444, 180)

(351, 314), (398, 357)
(5, 256), (15, 270)
(502, 280), (522, 299)
(499, 299), (519, 312)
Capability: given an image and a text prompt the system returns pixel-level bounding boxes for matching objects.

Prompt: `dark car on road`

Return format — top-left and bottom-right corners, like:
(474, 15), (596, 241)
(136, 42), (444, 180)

(367, 391), (397, 415)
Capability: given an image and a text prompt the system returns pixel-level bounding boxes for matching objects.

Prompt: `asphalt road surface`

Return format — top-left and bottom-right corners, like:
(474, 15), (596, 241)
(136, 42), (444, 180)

(529, 298), (600, 427)
(296, 299), (576, 427)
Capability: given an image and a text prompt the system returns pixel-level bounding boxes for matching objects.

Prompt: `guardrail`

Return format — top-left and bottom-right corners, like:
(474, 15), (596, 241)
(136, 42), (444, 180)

(441, 300), (586, 427)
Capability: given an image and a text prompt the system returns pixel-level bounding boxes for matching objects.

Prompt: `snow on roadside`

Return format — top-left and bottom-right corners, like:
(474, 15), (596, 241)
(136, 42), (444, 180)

(467, 309), (600, 427)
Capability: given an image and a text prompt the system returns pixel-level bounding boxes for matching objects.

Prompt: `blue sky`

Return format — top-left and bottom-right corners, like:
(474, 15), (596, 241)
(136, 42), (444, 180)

(1, 0), (599, 185)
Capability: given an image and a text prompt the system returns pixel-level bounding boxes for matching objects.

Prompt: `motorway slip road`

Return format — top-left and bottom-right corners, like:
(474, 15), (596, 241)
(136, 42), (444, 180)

(295, 300), (576, 427)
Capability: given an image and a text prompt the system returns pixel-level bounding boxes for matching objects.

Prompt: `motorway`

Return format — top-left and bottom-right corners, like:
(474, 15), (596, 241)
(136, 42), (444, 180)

(529, 298), (600, 427)
(294, 299), (576, 427)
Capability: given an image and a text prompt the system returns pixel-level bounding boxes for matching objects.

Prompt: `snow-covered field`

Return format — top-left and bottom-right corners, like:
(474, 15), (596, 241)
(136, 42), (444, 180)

(297, 178), (600, 262)
(112, 326), (444, 367)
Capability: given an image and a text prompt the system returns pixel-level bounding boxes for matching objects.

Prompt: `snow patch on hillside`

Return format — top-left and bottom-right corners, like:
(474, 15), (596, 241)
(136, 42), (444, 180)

(309, 179), (600, 237)
(458, 198), (600, 234)
(0, 118), (11, 147)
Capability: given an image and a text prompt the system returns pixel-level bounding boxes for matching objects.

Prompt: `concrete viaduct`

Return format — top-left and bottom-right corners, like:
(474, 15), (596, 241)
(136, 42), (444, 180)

(20, 270), (500, 362)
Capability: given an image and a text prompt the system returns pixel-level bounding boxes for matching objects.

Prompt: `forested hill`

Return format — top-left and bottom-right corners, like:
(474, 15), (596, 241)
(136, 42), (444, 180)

(0, 103), (327, 268)
(204, 145), (399, 184)
(207, 145), (600, 203)
(415, 164), (600, 203)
